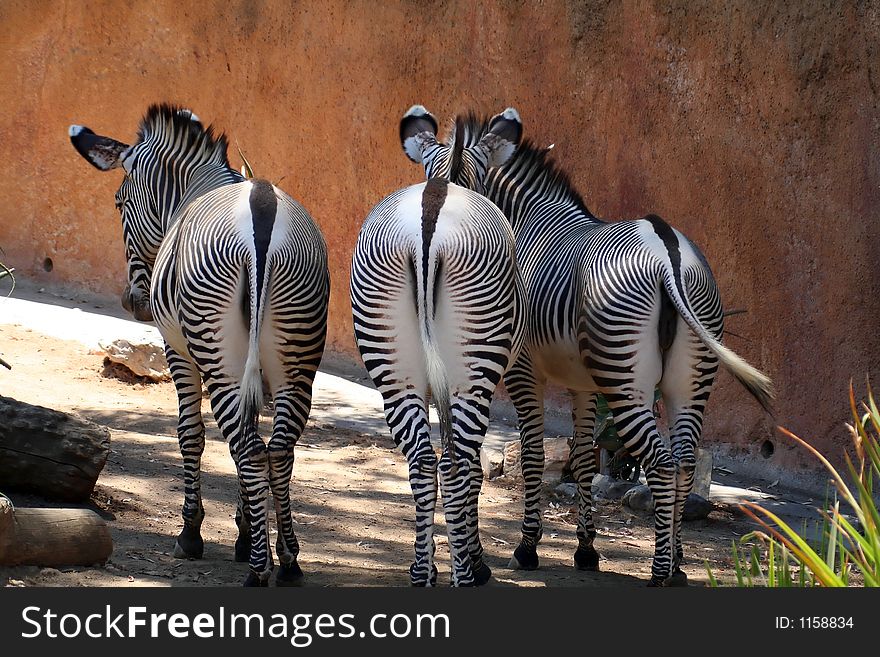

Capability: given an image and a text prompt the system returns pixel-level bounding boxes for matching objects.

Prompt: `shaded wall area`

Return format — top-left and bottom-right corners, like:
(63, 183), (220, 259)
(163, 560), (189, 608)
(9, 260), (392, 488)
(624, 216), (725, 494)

(1, 0), (878, 480)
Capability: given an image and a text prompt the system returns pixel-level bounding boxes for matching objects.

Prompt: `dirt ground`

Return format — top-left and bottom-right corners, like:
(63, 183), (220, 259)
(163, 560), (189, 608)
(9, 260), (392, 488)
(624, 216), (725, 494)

(0, 321), (760, 588)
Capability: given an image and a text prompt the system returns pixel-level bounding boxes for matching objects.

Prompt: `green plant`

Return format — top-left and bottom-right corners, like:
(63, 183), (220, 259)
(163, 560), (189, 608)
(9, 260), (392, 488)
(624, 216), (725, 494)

(707, 382), (880, 587)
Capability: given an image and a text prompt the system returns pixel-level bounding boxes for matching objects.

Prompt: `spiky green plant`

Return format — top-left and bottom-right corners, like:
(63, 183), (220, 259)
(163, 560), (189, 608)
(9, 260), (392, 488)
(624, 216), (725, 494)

(708, 382), (880, 587)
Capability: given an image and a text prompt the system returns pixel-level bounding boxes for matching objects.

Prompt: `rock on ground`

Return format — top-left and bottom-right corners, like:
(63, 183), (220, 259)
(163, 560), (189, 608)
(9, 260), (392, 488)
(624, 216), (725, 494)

(99, 338), (169, 381)
(621, 485), (714, 521)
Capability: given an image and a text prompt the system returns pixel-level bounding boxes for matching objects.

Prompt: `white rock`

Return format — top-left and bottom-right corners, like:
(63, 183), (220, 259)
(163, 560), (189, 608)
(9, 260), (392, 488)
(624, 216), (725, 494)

(502, 440), (522, 480)
(100, 338), (169, 381)
(480, 444), (504, 480)
(500, 436), (572, 484)
(555, 482), (578, 500)
(592, 473), (640, 500)
(693, 447), (713, 499)
(543, 436), (571, 483)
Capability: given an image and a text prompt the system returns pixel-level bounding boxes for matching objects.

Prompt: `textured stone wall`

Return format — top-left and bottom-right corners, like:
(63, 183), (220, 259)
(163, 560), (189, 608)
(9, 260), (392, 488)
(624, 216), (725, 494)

(1, 0), (878, 479)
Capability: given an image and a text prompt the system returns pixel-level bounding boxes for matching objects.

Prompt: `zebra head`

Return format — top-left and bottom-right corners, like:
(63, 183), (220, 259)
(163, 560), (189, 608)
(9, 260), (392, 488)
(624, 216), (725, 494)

(69, 106), (228, 322)
(400, 105), (522, 194)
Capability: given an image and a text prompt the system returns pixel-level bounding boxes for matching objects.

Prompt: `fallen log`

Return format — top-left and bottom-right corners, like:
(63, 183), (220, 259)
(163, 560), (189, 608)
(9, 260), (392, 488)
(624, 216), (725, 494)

(0, 497), (113, 566)
(0, 396), (110, 502)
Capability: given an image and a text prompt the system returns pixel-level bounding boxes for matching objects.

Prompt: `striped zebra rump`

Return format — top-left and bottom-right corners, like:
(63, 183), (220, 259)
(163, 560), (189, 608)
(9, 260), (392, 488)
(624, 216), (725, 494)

(351, 175), (521, 586)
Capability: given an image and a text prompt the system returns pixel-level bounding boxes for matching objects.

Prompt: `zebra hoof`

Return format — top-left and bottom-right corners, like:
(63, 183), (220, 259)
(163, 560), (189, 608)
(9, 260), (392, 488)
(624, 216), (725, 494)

(508, 543), (539, 570)
(234, 535), (249, 563)
(472, 562), (492, 586)
(243, 571), (270, 587)
(409, 562), (439, 587)
(275, 562), (305, 587)
(666, 568), (689, 587)
(173, 528), (204, 559)
(647, 569), (688, 587)
(574, 545), (600, 571)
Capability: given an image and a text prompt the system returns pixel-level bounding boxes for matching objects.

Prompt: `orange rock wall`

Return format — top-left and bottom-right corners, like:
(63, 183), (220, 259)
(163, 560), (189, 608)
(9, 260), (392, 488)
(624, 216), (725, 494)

(1, 0), (878, 478)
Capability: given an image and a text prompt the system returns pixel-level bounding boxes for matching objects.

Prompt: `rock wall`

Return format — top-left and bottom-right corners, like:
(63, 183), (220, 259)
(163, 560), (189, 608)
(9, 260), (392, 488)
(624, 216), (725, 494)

(1, 0), (878, 480)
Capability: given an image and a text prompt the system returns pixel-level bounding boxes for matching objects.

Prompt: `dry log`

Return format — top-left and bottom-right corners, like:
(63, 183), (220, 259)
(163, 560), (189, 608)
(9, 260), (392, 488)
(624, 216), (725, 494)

(0, 395), (110, 502)
(0, 497), (113, 566)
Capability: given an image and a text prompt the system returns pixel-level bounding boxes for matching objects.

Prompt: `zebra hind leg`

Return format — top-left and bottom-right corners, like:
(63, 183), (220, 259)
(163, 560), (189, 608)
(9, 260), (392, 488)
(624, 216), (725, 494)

(504, 356), (546, 570)
(208, 379), (274, 587)
(166, 348), (207, 560)
(234, 484), (250, 562)
(269, 439), (303, 587)
(406, 448), (439, 586)
(466, 459), (492, 585)
(570, 392), (600, 571)
(388, 399), (438, 587)
(605, 396), (677, 586)
(666, 407), (707, 588)
(267, 385), (312, 587)
(235, 439), (273, 587)
(438, 446), (477, 586)
(660, 324), (718, 588)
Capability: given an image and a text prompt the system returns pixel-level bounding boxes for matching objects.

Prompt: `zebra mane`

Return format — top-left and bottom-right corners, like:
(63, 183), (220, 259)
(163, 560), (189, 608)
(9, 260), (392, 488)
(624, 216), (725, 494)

(136, 103), (231, 168)
(446, 112), (488, 148)
(499, 140), (595, 217)
(444, 113), (594, 216)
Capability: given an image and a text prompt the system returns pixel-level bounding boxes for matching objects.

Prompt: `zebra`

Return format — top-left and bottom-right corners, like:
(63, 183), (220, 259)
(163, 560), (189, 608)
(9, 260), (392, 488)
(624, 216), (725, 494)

(350, 107), (524, 586)
(406, 109), (774, 586)
(69, 104), (329, 586)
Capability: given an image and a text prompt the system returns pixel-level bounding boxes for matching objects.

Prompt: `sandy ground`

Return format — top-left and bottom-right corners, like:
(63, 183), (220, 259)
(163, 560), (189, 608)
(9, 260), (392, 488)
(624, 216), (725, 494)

(0, 288), (781, 588)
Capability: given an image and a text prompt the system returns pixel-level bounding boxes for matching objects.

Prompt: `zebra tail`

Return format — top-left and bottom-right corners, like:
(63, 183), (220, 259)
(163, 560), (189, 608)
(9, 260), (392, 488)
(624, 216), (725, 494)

(239, 259), (265, 443)
(417, 256), (455, 473)
(655, 231), (775, 416)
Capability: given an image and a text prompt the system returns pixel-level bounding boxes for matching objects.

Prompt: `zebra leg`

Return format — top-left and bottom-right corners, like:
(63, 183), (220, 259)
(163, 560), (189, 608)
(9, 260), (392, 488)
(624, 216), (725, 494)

(660, 331), (718, 587)
(268, 381), (315, 587)
(437, 439), (475, 587)
(206, 379), (274, 587)
(377, 394), (438, 587)
(466, 456), (492, 585)
(504, 351), (546, 570)
(400, 417), (439, 587)
(449, 392), (494, 586)
(234, 484), (250, 562)
(606, 394), (677, 585)
(234, 438), (273, 587)
(570, 391), (600, 571)
(669, 432), (696, 588)
(166, 346), (207, 560)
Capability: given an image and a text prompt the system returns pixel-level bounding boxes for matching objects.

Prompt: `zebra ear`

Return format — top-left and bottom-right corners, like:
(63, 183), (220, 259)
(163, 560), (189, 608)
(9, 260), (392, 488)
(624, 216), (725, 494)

(482, 107), (522, 168)
(400, 105), (438, 163)
(69, 125), (130, 171)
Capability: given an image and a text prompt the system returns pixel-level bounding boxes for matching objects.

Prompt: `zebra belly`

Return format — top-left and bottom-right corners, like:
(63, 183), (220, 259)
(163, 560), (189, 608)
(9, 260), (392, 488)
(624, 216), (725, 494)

(533, 340), (596, 391)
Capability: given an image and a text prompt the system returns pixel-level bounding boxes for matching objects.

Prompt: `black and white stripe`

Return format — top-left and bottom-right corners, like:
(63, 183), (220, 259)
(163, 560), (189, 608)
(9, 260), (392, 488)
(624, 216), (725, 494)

(422, 113), (773, 586)
(70, 104), (329, 586)
(350, 107), (524, 586)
